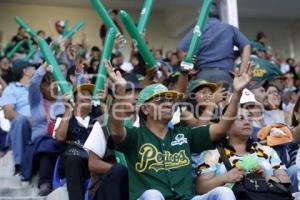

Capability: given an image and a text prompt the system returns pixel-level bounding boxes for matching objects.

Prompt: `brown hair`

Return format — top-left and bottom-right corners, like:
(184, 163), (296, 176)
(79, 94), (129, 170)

(292, 97), (300, 127)
(41, 72), (53, 85)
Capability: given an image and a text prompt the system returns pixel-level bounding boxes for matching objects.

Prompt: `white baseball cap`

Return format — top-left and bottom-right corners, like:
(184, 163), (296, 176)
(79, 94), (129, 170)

(240, 88), (260, 105)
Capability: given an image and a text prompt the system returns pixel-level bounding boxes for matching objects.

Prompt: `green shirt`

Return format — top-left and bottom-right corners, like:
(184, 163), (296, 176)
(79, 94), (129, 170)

(117, 125), (213, 200)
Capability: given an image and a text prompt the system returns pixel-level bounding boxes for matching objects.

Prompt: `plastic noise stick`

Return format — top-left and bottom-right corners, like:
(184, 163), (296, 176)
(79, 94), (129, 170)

(15, 16), (38, 38)
(92, 28), (116, 104)
(137, 0), (154, 33)
(62, 20), (85, 41)
(181, 0), (212, 70)
(119, 10), (157, 69)
(6, 40), (25, 59)
(38, 39), (74, 105)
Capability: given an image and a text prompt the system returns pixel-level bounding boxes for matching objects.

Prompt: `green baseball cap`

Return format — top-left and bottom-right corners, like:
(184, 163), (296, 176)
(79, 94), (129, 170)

(12, 59), (37, 77)
(251, 57), (285, 81)
(269, 65), (286, 80)
(251, 41), (267, 52)
(137, 83), (182, 106)
(188, 79), (218, 94)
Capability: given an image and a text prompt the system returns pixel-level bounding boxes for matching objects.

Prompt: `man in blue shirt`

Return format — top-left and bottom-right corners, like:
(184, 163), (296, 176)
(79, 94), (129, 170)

(177, 3), (250, 88)
(0, 59), (36, 175)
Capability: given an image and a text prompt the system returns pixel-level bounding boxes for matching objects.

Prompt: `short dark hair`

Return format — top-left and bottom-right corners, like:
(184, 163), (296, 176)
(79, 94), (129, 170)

(256, 32), (267, 41)
(286, 58), (295, 64)
(37, 30), (45, 35)
(91, 46), (100, 52)
(138, 109), (147, 125)
(264, 83), (280, 93)
(109, 9), (119, 15)
(41, 72), (53, 85)
(18, 26), (24, 32)
(209, 2), (220, 19)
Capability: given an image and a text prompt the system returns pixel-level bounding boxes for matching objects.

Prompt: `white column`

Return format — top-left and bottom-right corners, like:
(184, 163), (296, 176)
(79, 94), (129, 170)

(219, 0), (239, 28)
(288, 26), (295, 58)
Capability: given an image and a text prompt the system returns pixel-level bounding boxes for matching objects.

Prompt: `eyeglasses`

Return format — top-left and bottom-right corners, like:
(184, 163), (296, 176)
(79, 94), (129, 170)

(151, 96), (175, 105)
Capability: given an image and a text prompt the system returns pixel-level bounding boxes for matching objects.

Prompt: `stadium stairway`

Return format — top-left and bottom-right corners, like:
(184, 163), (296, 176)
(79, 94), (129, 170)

(0, 151), (69, 200)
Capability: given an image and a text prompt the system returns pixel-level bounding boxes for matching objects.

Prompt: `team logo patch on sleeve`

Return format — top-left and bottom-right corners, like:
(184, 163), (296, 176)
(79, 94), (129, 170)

(171, 134), (188, 146)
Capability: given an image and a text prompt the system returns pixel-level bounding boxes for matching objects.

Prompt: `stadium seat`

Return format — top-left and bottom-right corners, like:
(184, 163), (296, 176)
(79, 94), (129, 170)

(52, 156), (66, 189)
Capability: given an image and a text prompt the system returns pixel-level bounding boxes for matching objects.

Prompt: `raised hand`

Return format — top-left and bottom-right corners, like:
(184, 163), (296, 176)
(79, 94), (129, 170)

(67, 44), (80, 60)
(115, 32), (126, 46)
(267, 95), (279, 109)
(145, 67), (158, 80)
(40, 62), (51, 72)
(233, 63), (253, 93)
(61, 93), (73, 112)
(105, 60), (127, 96)
(212, 88), (228, 104)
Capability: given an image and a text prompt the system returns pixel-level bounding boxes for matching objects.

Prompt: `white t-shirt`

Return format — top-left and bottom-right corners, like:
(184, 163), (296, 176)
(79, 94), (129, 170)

(280, 63), (290, 74)
(264, 110), (285, 125)
(84, 115), (140, 159)
(75, 116), (90, 128)
(52, 115), (91, 137)
(84, 121), (107, 159)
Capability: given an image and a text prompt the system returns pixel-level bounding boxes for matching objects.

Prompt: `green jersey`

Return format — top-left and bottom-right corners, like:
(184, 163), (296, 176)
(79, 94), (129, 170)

(116, 125), (213, 200)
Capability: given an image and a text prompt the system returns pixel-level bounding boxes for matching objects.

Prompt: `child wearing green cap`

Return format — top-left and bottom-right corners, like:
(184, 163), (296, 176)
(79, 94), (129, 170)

(181, 79), (228, 127)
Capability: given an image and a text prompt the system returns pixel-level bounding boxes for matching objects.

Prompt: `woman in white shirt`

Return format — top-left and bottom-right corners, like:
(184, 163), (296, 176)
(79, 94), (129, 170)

(264, 84), (286, 125)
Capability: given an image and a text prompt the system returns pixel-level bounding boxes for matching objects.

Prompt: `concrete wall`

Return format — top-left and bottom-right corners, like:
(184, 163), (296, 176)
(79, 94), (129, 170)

(0, 3), (100, 46)
(0, 2), (182, 59)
